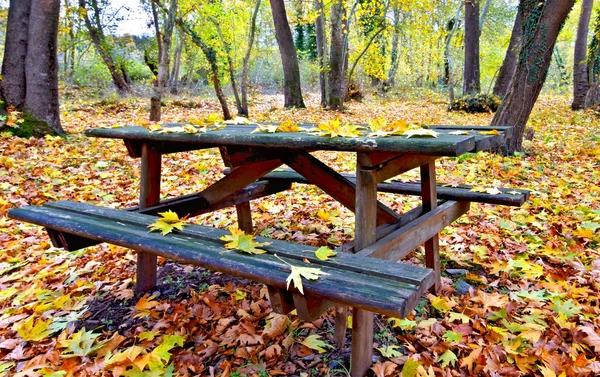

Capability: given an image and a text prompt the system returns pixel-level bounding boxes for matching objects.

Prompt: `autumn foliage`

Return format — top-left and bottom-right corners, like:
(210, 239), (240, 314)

(0, 94), (599, 376)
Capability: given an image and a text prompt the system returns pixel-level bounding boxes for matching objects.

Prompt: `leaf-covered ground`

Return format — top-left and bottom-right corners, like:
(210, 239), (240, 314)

(0, 93), (599, 377)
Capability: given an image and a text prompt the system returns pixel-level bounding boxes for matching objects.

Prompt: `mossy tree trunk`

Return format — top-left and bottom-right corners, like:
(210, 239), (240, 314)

(493, 7), (522, 98)
(571, 0), (594, 110)
(150, 0), (177, 122)
(0, 0), (63, 136)
(463, 0), (480, 95)
(491, 0), (576, 153)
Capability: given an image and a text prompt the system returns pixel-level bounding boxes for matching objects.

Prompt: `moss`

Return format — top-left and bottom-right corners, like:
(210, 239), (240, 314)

(0, 111), (59, 138)
(449, 93), (501, 113)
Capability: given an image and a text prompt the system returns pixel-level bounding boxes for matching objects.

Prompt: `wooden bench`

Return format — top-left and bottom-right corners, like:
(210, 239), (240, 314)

(7, 201), (435, 321)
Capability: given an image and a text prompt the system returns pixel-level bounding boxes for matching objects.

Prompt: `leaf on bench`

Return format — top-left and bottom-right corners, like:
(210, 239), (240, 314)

(403, 128), (439, 139)
(220, 227), (269, 255)
(469, 186), (502, 195)
(315, 246), (336, 261)
(148, 210), (187, 236)
(367, 116), (409, 137)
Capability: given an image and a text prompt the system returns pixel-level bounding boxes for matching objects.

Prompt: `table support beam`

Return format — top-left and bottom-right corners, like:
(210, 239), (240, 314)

(421, 162), (441, 292)
(137, 143), (161, 293)
(350, 153), (377, 377)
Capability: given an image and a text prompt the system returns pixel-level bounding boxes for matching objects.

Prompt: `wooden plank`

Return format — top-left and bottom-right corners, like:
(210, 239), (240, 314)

(351, 153), (377, 377)
(357, 200), (470, 261)
(7, 205), (430, 318)
(198, 159), (283, 207)
(124, 140), (210, 158)
(236, 202), (253, 233)
(370, 155), (437, 183)
(292, 293), (335, 321)
(421, 163), (440, 292)
(334, 306), (348, 348)
(221, 146), (283, 167)
(44, 200), (435, 288)
(267, 286), (295, 315)
(282, 151), (399, 226)
(252, 170), (529, 206)
(137, 143), (161, 293)
(86, 125), (478, 156)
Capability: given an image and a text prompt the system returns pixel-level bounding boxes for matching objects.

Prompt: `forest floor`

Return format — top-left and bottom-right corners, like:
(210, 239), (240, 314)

(0, 92), (599, 377)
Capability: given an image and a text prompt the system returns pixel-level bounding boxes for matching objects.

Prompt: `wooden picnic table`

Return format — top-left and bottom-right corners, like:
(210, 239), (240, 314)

(82, 123), (514, 376)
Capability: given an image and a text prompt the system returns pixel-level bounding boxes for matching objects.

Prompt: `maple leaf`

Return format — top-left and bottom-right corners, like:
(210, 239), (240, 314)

(388, 317), (416, 330)
(285, 264), (328, 295)
(368, 117), (408, 137)
(573, 226), (594, 239)
(262, 313), (290, 340)
(301, 334), (331, 353)
(15, 316), (52, 342)
(448, 312), (470, 324)
(316, 119), (363, 138)
(148, 210), (186, 236)
(437, 349), (457, 368)
(401, 359), (421, 377)
(403, 128), (439, 138)
(449, 130), (469, 135)
(104, 345), (145, 365)
(442, 330), (462, 342)
(550, 297), (581, 318)
(59, 328), (107, 358)
(480, 129), (500, 135)
(376, 344), (402, 359)
(370, 361), (398, 377)
(315, 246), (336, 260)
(220, 227), (269, 254)
(470, 186), (502, 195)
(134, 294), (158, 318)
(223, 116), (252, 125)
(460, 347), (482, 372)
(251, 124), (279, 133)
(428, 294), (457, 312)
(232, 289), (247, 301)
(149, 334), (185, 367)
(277, 119), (300, 132)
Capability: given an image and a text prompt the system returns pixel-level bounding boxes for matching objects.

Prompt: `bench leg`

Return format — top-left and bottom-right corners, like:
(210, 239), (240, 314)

(235, 202), (253, 233)
(420, 162), (441, 292)
(333, 305), (348, 348)
(350, 154), (377, 377)
(137, 143), (161, 293)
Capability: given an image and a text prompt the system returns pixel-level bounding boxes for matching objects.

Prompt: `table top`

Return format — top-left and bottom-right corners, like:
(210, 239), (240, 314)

(86, 123), (508, 157)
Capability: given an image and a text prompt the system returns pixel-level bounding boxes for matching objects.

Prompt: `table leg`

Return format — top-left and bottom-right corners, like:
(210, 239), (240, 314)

(137, 143), (161, 293)
(420, 162), (441, 292)
(350, 154), (377, 377)
(235, 202), (253, 233)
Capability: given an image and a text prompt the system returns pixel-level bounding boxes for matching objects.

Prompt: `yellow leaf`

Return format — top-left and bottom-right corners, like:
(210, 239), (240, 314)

(428, 294), (456, 312)
(134, 294), (158, 318)
(232, 289), (247, 301)
(251, 124), (279, 133)
(15, 316), (52, 342)
(147, 219), (185, 235)
(574, 227), (594, 239)
(278, 119), (300, 132)
(158, 210), (180, 223)
(316, 209), (330, 221)
(480, 129), (500, 135)
(449, 130), (469, 135)
(286, 264), (328, 295)
(224, 116), (252, 125)
(301, 334), (331, 353)
(403, 128), (439, 138)
(315, 246), (336, 261)
(220, 227), (269, 254)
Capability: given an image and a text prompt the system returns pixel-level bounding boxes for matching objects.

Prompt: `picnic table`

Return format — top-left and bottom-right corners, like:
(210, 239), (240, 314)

(8, 122), (528, 377)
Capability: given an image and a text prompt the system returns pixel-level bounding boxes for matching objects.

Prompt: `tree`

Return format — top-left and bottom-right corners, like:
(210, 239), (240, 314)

(314, 0), (327, 107)
(149, 0), (177, 122)
(270, 0), (305, 108)
(585, 9), (600, 108)
(328, 0), (347, 110)
(493, 7), (521, 98)
(79, 0), (132, 94)
(572, 0), (594, 110)
(491, 0), (576, 153)
(463, 0), (480, 95)
(1, 0), (64, 135)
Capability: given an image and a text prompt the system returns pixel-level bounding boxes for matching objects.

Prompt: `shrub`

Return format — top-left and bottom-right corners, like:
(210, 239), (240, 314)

(449, 93), (501, 113)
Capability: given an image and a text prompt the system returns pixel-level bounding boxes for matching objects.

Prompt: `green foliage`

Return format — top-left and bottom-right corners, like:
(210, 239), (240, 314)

(449, 94), (501, 113)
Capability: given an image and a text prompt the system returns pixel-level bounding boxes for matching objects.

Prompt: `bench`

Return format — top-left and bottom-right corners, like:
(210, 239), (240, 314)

(7, 200), (435, 321)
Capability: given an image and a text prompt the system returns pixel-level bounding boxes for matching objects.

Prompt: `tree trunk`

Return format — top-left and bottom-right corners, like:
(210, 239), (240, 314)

(479, 0), (492, 32)
(79, 0), (131, 94)
(380, 1), (401, 93)
(169, 31), (183, 94)
(463, 0), (480, 95)
(314, 0), (327, 107)
(491, 0), (576, 153)
(240, 0), (262, 117)
(493, 7), (521, 98)
(328, 0), (346, 110)
(24, 0), (63, 134)
(270, 0), (305, 108)
(150, 0), (177, 122)
(584, 11), (600, 108)
(1, 0), (31, 108)
(572, 0), (594, 110)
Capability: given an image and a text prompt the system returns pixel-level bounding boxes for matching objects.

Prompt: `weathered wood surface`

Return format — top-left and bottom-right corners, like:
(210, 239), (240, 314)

(357, 200), (470, 261)
(281, 151), (399, 226)
(8, 202), (435, 318)
(253, 170), (530, 206)
(86, 125), (486, 156)
(420, 162), (441, 293)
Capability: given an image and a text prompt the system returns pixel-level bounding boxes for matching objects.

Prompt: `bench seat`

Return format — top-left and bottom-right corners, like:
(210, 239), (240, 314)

(8, 201), (435, 319)
(252, 170), (530, 207)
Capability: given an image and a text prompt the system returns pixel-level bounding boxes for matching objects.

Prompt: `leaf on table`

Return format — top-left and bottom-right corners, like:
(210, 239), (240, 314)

(367, 117), (408, 137)
(148, 210), (186, 236)
(449, 130), (469, 135)
(220, 227), (269, 254)
(506, 190), (522, 195)
(277, 119), (300, 132)
(316, 119), (364, 138)
(376, 344), (402, 359)
(301, 334), (331, 353)
(204, 113), (223, 126)
(285, 264), (328, 295)
(470, 186), (502, 195)
(251, 124), (279, 133)
(437, 349), (458, 368)
(480, 129), (500, 135)
(15, 316), (52, 342)
(315, 246), (336, 261)
(403, 128), (439, 138)
(224, 116), (252, 125)
(182, 124), (207, 134)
